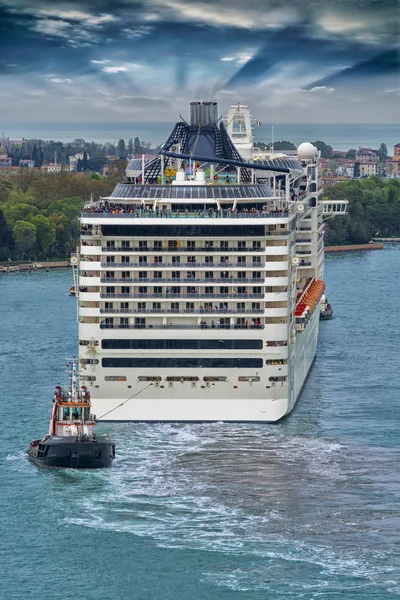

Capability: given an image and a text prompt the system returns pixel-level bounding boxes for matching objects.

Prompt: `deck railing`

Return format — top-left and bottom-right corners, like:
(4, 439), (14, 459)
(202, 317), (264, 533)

(99, 293), (265, 299)
(99, 308), (264, 314)
(101, 246), (265, 253)
(82, 209), (289, 219)
(100, 277), (271, 284)
(100, 262), (270, 268)
(99, 323), (265, 330)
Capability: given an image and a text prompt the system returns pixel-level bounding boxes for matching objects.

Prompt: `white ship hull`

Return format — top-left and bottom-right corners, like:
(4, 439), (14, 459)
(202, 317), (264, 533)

(83, 309), (319, 423)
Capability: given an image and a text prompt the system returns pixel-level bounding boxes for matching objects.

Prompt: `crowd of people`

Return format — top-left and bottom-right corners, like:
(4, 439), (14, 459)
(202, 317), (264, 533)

(82, 202), (289, 218)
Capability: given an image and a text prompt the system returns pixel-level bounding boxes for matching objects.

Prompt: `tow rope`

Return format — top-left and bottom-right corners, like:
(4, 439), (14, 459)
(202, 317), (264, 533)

(97, 383), (154, 420)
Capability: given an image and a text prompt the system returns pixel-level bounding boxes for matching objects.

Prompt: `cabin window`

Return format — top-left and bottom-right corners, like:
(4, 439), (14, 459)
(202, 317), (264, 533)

(37, 445), (49, 458)
(102, 339), (263, 350)
(63, 407), (70, 420)
(166, 376), (199, 382)
(84, 407), (90, 421)
(72, 407), (82, 420)
(103, 358), (263, 368)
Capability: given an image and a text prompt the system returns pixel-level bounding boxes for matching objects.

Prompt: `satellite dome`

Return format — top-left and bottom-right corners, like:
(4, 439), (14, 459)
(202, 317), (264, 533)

(297, 142), (316, 160)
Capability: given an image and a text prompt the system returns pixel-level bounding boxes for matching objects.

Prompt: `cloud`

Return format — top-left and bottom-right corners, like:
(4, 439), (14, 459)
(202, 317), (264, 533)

(103, 66), (128, 73)
(103, 63), (142, 73)
(303, 86), (334, 94)
(150, 0), (296, 29)
(0, 0), (397, 123)
(32, 18), (71, 36)
(50, 78), (73, 83)
(32, 7), (118, 27)
(122, 26), (153, 39)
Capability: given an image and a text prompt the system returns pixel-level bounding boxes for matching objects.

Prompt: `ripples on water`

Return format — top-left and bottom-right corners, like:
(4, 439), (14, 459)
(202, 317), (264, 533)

(1, 250), (400, 599)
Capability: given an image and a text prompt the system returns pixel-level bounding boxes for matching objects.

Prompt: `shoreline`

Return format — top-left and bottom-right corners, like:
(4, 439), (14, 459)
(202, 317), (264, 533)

(324, 243), (384, 252)
(0, 261), (69, 273)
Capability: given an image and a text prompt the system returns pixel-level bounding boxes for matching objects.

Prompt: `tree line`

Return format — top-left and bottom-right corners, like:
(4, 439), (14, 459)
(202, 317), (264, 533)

(324, 177), (400, 244)
(3, 137), (154, 170)
(0, 163), (126, 261)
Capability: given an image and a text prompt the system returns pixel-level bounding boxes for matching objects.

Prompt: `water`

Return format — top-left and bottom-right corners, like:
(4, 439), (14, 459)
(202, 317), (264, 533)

(1, 247), (400, 599)
(1, 121), (398, 150)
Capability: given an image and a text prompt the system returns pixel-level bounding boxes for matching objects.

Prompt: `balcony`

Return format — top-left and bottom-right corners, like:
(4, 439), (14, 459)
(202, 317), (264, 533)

(99, 292), (265, 299)
(82, 208), (289, 220)
(100, 277), (266, 284)
(100, 262), (267, 269)
(99, 323), (265, 330)
(99, 308), (264, 315)
(101, 246), (265, 253)
(80, 246), (102, 255)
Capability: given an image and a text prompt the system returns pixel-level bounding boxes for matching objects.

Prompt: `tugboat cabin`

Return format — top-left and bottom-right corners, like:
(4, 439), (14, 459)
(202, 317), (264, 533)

(52, 386), (95, 437)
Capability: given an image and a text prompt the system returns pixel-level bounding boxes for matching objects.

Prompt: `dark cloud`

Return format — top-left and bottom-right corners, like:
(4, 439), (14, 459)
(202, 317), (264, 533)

(305, 50), (400, 89)
(0, 0), (398, 121)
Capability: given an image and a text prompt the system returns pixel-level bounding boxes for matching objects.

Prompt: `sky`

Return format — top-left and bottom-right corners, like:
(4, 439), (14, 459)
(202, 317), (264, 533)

(0, 0), (399, 123)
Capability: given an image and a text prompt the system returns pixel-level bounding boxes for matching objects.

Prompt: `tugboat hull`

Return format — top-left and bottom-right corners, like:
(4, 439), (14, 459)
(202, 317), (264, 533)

(27, 435), (115, 469)
(320, 308), (334, 320)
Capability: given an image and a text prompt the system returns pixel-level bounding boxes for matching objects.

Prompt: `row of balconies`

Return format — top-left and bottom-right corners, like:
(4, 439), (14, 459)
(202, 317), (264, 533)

(98, 323), (267, 331)
(79, 306), (289, 317)
(97, 277), (284, 285)
(80, 260), (290, 271)
(99, 292), (268, 299)
(80, 275), (289, 285)
(80, 290), (289, 301)
(81, 245), (288, 255)
(79, 318), (290, 334)
(79, 278), (290, 292)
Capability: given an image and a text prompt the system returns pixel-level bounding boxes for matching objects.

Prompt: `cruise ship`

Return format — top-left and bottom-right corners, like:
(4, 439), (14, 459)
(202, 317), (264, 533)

(75, 101), (339, 422)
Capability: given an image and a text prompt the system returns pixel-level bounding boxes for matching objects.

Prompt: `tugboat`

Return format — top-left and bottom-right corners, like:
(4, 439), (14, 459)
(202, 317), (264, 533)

(320, 295), (334, 320)
(27, 359), (115, 469)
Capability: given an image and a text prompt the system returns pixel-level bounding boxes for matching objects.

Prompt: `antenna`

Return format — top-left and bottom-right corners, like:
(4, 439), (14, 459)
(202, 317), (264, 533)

(271, 106), (275, 154)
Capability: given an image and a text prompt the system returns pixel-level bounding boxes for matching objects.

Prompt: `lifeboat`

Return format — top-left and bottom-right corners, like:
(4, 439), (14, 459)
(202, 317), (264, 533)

(295, 279), (326, 324)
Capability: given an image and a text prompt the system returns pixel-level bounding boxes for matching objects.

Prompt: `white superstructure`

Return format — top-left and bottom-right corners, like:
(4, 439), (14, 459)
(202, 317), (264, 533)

(76, 101), (326, 422)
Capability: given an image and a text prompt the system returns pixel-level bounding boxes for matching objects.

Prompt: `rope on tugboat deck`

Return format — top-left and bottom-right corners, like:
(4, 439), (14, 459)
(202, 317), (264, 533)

(97, 383), (154, 420)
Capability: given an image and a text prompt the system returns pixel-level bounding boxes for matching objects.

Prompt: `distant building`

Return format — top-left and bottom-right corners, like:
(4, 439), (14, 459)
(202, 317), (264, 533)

(355, 147), (379, 163)
(19, 159), (35, 168)
(392, 143), (400, 168)
(359, 162), (377, 177)
(386, 159), (400, 178)
(0, 154), (12, 169)
(69, 152), (90, 172)
(46, 163), (62, 173)
(44, 163), (63, 173)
